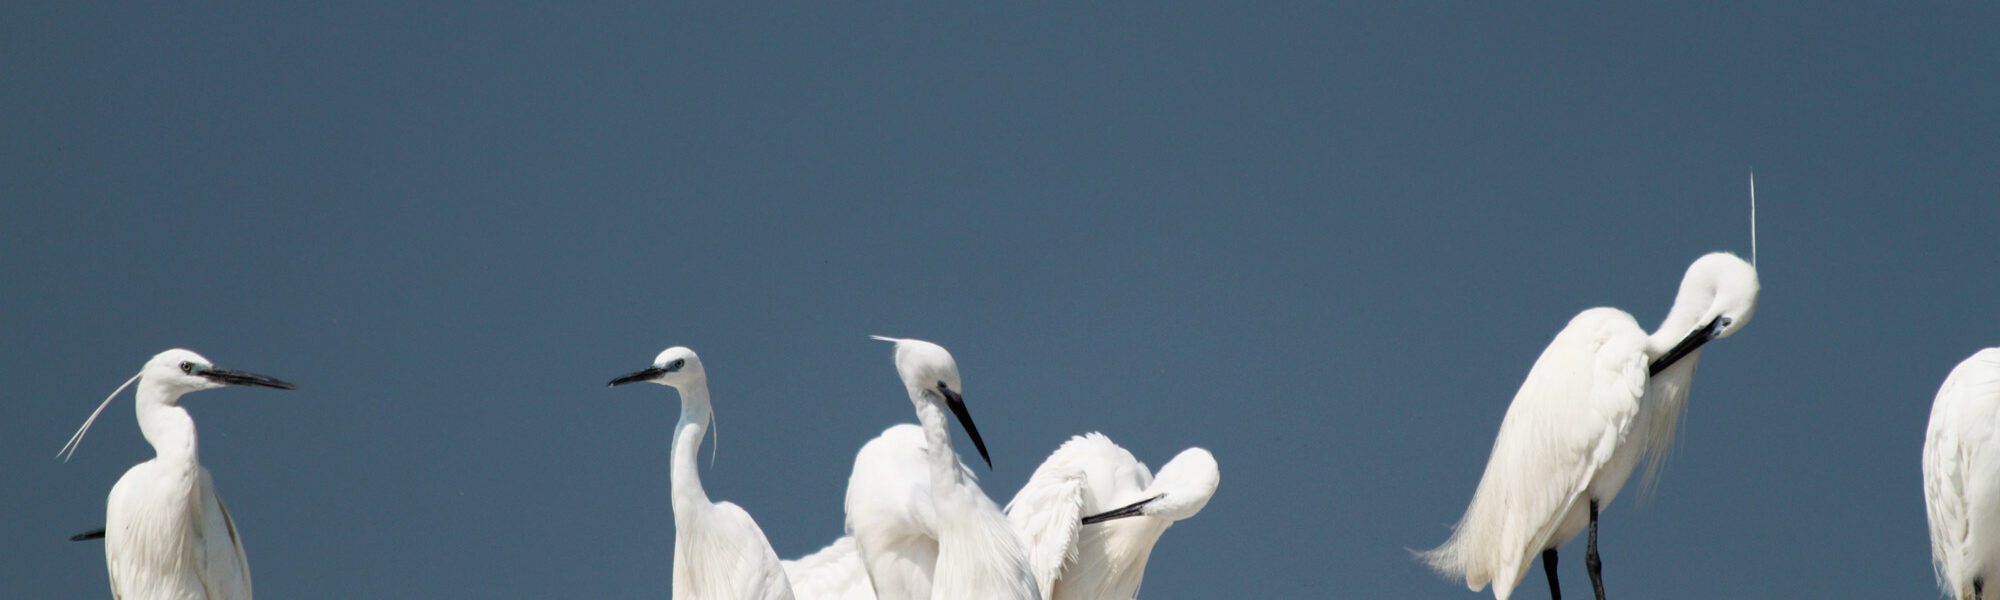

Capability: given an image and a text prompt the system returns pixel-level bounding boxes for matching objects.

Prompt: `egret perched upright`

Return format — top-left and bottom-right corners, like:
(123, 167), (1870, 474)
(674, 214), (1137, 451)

(1420, 253), (1760, 600)
(1006, 434), (1220, 600)
(608, 347), (795, 600)
(845, 336), (1039, 600)
(1924, 348), (2000, 600)
(58, 348), (296, 600)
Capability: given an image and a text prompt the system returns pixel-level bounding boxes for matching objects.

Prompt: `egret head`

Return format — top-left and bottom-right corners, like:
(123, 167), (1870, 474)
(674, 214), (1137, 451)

(1082, 447), (1220, 524)
(1650, 252), (1760, 375)
(1684, 252), (1760, 340)
(57, 348), (295, 462)
(871, 335), (988, 468)
(607, 346), (707, 389)
(143, 348), (298, 400)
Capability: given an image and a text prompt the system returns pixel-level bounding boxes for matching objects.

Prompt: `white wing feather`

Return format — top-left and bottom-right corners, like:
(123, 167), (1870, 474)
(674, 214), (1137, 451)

(1005, 449), (1088, 599)
(1005, 433), (1153, 600)
(675, 500), (796, 600)
(783, 536), (878, 600)
(1925, 349), (2000, 599)
(844, 424), (953, 600)
(1420, 308), (1647, 599)
(197, 469), (253, 600)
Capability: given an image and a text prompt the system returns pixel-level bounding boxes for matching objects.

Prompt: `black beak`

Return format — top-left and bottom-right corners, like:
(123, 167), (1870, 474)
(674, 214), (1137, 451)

(939, 384), (992, 469)
(198, 367), (297, 390)
(1082, 494), (1162, 524)
(70, 528), (105, 542)
(1649, 316), (1729, 376)
(607, 366), (670, 387)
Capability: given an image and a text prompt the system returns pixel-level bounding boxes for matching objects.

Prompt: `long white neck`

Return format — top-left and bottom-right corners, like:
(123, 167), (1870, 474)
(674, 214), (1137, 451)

(135, 379), (198, 468)
(911, 392), (962, 506)
(1647, 273), (1718, 357)
(669, 380), (714, 519)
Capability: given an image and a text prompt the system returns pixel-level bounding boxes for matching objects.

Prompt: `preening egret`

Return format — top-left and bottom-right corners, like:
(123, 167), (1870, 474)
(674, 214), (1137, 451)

(608, 347), (795, 600)
(1006, 434), (1219, 600)
(1420, 252), (1760, 600)
(846, 336), (1038, 600)
(57, 348), (296, 600)
(1924, 348), (2000, 600)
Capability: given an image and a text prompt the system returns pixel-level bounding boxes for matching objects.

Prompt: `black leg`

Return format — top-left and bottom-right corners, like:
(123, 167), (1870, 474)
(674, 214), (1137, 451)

(1586, 499), (1605, 600)
(1541, 548), (1562, 600)
(1974, 577), (1982, 600)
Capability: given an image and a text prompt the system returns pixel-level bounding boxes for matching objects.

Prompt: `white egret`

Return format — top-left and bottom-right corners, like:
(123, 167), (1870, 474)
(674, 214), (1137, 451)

(845, 336), (1038, 600)
(1419, 252), (1760, 600)
(608, 347), (795, 600)
(1924, 348), (2000, 600)
(1005, 433), (1220, 600)
(58, 348), (296, 600)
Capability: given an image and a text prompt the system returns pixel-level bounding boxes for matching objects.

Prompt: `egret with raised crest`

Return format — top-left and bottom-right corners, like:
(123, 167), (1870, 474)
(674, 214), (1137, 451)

(840, 336), (1038, 600)
(60, 348), (296, 600)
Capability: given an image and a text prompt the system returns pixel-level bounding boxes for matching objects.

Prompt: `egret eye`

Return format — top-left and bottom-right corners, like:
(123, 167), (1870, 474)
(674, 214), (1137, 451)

(671, 359), (685, 370)
(937, 381), (950, 392)
(179, 361), (194, 374)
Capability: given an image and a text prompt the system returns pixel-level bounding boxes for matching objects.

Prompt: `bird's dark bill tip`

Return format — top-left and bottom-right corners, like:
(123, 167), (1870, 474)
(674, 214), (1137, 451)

(608, 366), (669, 387)
(70, 528), (105, 542)
(941, 388), (992, 469)
(1081, 495), (1161, 525)
(202, 368), (298, 390)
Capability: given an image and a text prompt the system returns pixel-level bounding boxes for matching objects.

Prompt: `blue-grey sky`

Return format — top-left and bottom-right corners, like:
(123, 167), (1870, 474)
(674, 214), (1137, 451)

(5, 3), (1996, 598)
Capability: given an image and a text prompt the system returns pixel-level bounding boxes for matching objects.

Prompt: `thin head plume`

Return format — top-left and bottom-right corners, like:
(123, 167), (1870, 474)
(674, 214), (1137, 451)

(58, 371), (142, 462)
(1749, 168), (1758, 267)
(868, 335), (899, 344)
(708, 410), (718, 469)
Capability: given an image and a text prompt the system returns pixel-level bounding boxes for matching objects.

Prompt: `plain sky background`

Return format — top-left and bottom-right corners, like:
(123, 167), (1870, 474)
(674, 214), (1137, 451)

(5, 3), (1997, 598)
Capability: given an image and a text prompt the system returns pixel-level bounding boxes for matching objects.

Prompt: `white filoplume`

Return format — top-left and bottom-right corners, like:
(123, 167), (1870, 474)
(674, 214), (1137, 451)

(836, 336), (1039, 600)
(1924, 348), (2000, 600)
(1420, 253), (1760, 600)
(608, 347), (795, 600)
(1006, 434), (1219, 600)
(59, 348), (297, 600)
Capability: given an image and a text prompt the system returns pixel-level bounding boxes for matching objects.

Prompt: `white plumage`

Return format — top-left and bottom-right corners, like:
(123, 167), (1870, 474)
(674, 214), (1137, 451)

(1421, 253), (1760, 600)
(61, 348), (296, 600)
(783, 423), (951, 600)
(1005, 433), (1219, 600)
(608, 347), (795, 600)
(788, 431), (1221, 600)
(842, 336), (1039, 600)
(782, 536), (879, 600)
(1925, 348), (2000, 600)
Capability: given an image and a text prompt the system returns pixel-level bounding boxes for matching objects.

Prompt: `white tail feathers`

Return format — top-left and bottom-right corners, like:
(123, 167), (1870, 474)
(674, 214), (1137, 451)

(1416, 532), (1495, 593)
(57, 371), (142, 462)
